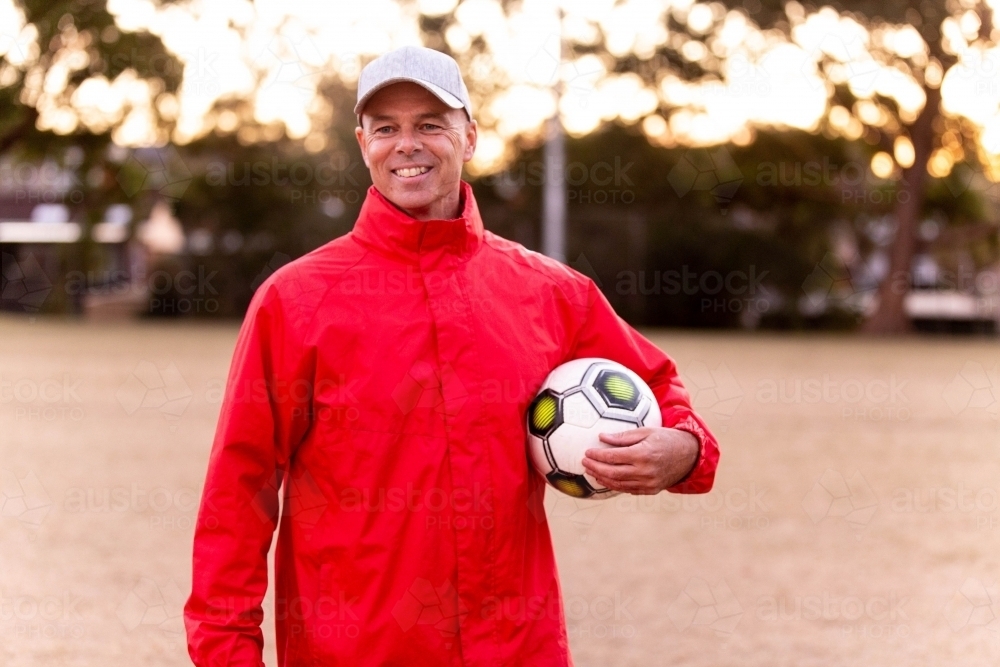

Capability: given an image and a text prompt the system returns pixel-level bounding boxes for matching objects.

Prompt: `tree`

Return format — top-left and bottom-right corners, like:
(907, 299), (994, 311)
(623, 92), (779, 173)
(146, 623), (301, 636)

(1, 0), (183, 310)
(789, 0), (995, 333)
(539, 0), (999, 332)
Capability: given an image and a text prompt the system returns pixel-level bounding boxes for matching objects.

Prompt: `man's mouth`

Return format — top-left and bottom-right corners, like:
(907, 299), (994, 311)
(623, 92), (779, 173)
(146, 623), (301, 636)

(392, 166), (430, 178)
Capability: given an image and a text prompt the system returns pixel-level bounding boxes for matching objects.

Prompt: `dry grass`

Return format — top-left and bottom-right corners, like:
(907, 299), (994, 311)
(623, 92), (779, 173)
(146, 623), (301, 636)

(1, 316), (998, 666)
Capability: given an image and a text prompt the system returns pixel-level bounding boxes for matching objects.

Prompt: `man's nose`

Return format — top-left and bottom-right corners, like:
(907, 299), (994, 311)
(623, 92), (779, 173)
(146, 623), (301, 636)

(395, 126), (422, 154)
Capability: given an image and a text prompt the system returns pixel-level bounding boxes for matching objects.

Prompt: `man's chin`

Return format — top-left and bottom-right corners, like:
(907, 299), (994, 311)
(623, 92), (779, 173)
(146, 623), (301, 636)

(375, 178), (462, 219)
(379, 189), (438, 218)
(388, 192), (434, 211)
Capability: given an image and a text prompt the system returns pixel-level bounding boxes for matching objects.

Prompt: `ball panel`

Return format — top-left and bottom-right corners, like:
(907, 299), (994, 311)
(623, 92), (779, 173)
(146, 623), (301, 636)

(546, 422), (596, 476)
(527, 390), (561, 438)
(640, 396), (662, 427)
(561, 391), (600, 428)
(594, 369), (641, 411)
(542, 357), (604, 394)
(545, 471), (596, 499)
(526, 432), (555, 478)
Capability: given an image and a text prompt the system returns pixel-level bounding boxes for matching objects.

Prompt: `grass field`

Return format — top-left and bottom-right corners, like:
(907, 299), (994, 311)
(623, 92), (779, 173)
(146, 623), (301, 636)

(2, 315), (999, 666)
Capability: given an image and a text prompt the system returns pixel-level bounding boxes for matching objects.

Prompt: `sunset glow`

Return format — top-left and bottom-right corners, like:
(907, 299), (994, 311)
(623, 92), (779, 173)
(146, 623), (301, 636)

(3, 0), (999, 178)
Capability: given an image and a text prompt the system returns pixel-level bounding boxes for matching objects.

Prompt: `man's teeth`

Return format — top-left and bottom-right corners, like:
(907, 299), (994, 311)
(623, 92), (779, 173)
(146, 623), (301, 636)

(394, 167), (429, 178)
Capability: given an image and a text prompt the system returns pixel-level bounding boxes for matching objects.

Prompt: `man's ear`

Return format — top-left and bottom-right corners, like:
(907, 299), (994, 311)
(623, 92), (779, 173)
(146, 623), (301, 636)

(354, 123), (370, 168)
(463, 119), (478, 163)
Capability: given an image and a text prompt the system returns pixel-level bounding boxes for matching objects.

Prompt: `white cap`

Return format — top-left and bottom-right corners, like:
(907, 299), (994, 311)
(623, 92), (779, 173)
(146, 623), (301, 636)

(355, 46), (472, 121)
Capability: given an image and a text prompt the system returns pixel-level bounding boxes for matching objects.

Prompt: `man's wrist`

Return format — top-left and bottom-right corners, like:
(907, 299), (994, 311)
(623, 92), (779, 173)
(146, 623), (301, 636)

(669, 428), (701, 488)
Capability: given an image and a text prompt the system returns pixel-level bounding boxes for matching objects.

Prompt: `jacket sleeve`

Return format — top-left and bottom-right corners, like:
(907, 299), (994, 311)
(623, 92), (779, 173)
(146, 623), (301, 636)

(184, 280), (313, 666)
(567, 278), (719, 493)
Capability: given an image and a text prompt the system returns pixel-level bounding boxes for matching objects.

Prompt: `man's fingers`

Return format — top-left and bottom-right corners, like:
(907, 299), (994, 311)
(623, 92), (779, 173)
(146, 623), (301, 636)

(584, 444), (640, 465)
(589, 474), (658, 495)
(598, 427), (652, 447)
(581, 457), (638, 481)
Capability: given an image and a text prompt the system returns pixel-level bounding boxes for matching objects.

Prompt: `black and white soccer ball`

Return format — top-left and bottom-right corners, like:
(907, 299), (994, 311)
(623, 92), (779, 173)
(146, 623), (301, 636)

(526, 358), (662, 499)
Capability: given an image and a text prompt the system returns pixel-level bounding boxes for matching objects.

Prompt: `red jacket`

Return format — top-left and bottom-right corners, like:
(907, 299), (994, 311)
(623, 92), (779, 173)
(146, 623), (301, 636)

(184, 181), (719, 666)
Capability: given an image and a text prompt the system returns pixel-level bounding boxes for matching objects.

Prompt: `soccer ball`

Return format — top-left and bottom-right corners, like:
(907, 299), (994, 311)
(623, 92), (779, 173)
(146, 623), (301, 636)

(526, 358), (662, 499)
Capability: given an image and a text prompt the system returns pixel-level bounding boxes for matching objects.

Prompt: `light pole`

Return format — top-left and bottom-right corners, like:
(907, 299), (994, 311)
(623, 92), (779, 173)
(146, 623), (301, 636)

(541, 5), (566, 263)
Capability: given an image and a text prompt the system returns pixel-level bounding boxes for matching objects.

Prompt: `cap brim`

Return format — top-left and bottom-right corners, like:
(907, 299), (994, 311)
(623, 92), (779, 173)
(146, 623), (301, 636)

(355, 77), (465, 116)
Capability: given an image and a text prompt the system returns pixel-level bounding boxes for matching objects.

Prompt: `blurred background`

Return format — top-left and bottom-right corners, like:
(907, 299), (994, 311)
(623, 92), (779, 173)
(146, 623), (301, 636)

(3, 0), (1000, 331)
(2, 0), (1000, 666)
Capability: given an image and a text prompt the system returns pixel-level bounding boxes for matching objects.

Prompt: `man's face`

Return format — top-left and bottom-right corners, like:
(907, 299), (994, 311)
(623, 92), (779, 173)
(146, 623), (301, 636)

(355, 82), (477, 221)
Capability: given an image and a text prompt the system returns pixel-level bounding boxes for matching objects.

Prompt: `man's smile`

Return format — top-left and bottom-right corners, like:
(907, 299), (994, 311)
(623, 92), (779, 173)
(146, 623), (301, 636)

(392, 166), (431, 178)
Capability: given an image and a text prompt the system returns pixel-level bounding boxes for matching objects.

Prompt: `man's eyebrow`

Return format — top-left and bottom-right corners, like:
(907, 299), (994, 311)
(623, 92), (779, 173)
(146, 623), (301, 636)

(415, 112), (449, 121)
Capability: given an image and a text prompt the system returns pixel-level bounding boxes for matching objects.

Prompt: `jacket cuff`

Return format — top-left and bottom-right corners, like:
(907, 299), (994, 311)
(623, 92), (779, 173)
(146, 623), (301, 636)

(664, 412), (714, 493)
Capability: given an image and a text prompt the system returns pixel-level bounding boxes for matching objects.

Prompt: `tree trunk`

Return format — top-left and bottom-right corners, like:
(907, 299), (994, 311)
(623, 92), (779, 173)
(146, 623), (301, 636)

(861, 86), (940, 334)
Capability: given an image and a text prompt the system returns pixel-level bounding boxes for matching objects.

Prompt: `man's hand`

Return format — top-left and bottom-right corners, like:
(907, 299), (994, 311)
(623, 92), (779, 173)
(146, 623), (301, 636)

(582, 427), (700, 495)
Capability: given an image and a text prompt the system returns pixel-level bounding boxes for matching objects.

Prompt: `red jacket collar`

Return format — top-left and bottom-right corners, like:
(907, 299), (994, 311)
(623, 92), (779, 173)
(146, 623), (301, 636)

(351, 181), (484, 263)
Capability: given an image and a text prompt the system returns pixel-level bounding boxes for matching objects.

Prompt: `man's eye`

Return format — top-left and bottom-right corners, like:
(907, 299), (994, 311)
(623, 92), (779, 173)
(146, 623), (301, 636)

(374, 126), (393, 134)
(420, 123), (441, 131)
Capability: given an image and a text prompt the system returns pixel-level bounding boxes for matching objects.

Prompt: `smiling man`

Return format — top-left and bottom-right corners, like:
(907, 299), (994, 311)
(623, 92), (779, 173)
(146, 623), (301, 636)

(184, 46), (719, 667)
(355, 80), (475, 220)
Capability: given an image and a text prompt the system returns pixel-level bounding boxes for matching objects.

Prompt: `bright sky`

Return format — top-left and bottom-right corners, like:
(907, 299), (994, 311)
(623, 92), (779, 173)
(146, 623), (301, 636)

(2, 0), (999, 176)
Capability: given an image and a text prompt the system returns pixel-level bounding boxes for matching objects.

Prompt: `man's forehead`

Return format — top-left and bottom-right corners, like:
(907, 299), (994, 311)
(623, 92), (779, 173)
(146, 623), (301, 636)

(361, 82), (461, 122)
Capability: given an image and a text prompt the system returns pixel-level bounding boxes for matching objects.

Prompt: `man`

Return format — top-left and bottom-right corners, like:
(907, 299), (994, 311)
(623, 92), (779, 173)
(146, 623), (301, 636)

(184, 46), (719, 666)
